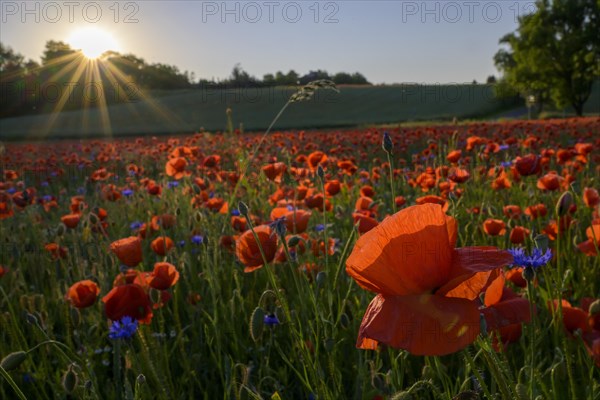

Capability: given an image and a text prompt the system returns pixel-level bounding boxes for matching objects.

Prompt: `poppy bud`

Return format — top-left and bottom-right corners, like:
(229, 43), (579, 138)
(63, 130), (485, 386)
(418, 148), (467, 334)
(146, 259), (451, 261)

(382, 131), (393, 154)
(88, 213), (99, 225)
(589, 300), (600, 316)
(56, 223), (66, 237)
(250, 307), (265, 342)
(136, 374), (146, 385)
(315, 271), (327, 289)
(555, 191), (573, 217)
(339, 313), (350, 329)
(238, 201), (249, 217)
(175, 207), (181, 216)
(62, 364), (78, 393)
(515, 383), (527, 400)
(390, 391), (411, 400)
(533, 234), (548, 251)
(479, 313), (487, 336)
(0, 351), (27, 371)
(324, 338), (335, 353)
(25, 313), (38, 325)
(84, 380), (93, 391)
(316, 165), (325, 181)
(287, 236), (301, 247)
(522, 266), (535, 282)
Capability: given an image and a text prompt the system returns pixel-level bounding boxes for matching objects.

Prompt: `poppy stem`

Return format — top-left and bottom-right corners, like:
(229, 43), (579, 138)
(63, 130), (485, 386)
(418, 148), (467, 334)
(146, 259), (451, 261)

(113, 339), (123, 400)
(0, 365), (27, 400)
(386, 151), (397, 214)
(526, 277), (536, 398)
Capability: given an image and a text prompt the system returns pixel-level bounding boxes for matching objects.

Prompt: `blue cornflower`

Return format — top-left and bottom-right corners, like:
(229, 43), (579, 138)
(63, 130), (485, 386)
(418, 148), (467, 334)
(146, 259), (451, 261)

(42, 195), (53, 202)
(122, 189), (134, 197)
(168, 181), (179, 189)
(264, 314), (280, 327)
(231, 209), (240, 216)
(7, 187), (16, 194)
(191, 235), (204, 245)
(178, 240), (186, 247)
(499, 144), (510, 151)
(315, 224), (325, 232)
(130, 221), (143, 230)
(286, 205), (295, 211)
(509, 247), (552, 269)
(108, 316), (138, 340)
(41, 181), (49, 187)
(500, 161), (513, 168)
(77, 187), (86, 195)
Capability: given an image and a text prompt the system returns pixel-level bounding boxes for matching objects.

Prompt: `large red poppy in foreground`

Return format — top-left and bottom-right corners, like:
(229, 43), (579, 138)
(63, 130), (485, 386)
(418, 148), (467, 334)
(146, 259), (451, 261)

(346, 203), (513, 356)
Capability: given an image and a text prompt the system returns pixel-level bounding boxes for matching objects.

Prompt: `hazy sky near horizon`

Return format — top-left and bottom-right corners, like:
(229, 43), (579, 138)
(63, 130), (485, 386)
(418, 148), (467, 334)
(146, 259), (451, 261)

(1, 1), (531, 84)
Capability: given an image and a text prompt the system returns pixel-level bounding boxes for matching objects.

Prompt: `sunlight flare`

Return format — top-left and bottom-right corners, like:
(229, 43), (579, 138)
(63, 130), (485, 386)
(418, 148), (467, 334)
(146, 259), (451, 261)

(68, 27), (120, 59)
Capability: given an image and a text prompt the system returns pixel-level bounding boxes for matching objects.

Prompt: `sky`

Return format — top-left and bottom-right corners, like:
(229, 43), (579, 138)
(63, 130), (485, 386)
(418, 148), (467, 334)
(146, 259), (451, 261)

(0, 1), (530, 84)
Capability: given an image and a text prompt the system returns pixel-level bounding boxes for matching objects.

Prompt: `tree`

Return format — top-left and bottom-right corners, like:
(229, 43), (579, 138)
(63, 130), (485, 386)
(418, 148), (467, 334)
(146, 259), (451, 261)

(494, 0), (600, 116)
(41, 40), (77, 65)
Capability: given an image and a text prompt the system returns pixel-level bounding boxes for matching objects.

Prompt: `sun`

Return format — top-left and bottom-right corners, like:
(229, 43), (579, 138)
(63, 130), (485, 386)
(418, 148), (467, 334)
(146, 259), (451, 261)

(68, 27), (120, 59)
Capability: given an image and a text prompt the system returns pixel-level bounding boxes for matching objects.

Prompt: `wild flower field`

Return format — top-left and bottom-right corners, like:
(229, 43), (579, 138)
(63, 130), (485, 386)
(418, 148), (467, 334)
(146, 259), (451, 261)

(0, 113), (599, 399)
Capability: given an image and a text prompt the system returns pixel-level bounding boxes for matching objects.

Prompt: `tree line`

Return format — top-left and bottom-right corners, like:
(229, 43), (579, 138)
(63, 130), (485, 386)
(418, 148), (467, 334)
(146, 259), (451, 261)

(0, 41), (369, 118)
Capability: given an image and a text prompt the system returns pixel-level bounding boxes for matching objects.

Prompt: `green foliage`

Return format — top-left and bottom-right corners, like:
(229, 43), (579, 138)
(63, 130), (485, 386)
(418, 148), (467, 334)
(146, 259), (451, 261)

(494, 0), (600, 115)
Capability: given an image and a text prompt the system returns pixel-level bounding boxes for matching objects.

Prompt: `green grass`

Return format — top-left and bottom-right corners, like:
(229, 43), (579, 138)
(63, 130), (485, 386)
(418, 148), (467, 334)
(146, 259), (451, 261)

(0, 84), (518, 140)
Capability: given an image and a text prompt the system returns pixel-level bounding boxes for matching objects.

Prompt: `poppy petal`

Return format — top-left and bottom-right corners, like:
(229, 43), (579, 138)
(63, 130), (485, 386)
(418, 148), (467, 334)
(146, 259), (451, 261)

(436, 247), (513, 295)
(481, 297), (531, 331)
(357, 293), (480, 356)
(346, 204), (453, 295)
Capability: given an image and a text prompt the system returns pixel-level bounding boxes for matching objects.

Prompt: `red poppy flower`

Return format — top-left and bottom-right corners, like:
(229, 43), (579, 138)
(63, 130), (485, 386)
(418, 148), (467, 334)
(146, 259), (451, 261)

(503, 205), (522, 219)
(395, 196), (406, 208)
(270, 207), (312, 234)
(447, 150), (462, 163)
(307, 151), (327, 170)
(262, 162), (287, 183)
(45, 243), (68, 260)
(415, 195), (448, 212)
(0, 202), (13, 219)
(537, 172), (563, 191)
(147, 262), (180, 290)
(102, 284), (153, 324)
(514, 154), (541, 176)
(509, 226), (530, 244)
(151, 214), (177, 231)
(325, 180), (341, 196)
(346, 204), (512, 355)
(66, 280), (100, 308)
(549, 300), (591, 334)
(483, 219), (506, 236)
(524, 203), (548, 219)
(151, 236), (174, 256)
(505, 267), (527, 288)
(583, 188), (600, 208)
(165, 157), (188, 179)
(353, 212), (379, 234)
(110, 237), (143, 267)
(236, 225), (278, 273)
(360, 185), (375, 198)
(491, 171), (512, 190)
(481, 285), (531, 351)
(60, 213), (80, 230)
